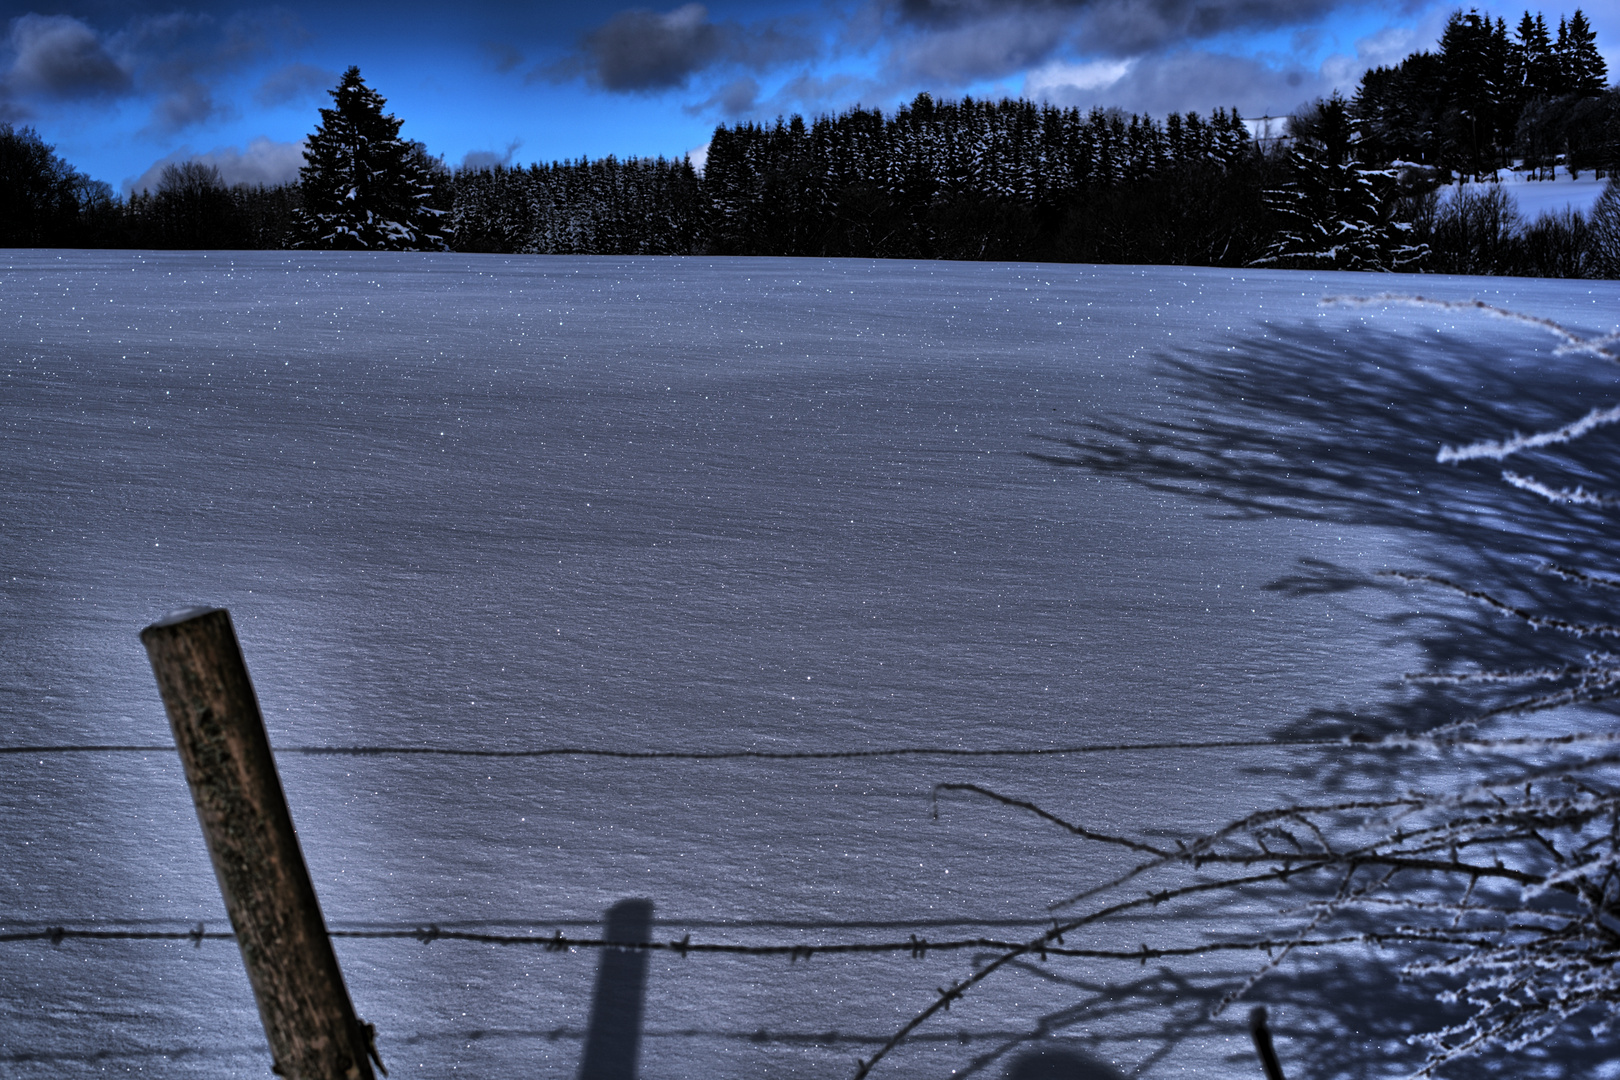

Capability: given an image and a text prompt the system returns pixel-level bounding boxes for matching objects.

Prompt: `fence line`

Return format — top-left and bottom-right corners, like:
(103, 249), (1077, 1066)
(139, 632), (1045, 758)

(0, 923), (1492, 963)
(0, 1022), (1180, 1063)
(3, 731), (1591, 760)
(0, 915), (1076, 932)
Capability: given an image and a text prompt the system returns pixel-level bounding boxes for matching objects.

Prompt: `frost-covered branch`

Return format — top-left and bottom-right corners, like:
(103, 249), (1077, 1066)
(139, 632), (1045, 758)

(1322, 295), (1620, 363)
(1501, 471), (1620, 507)
(1436, 405), (1620, 463)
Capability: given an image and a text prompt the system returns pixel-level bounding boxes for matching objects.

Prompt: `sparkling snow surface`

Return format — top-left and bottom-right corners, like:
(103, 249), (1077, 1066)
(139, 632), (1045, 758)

(2, 252), (1618, 1079)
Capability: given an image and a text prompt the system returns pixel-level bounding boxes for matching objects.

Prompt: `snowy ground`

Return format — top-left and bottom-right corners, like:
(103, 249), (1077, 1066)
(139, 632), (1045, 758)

(2, 252), (1618, 1079)
(1442, 166), (1611, 220)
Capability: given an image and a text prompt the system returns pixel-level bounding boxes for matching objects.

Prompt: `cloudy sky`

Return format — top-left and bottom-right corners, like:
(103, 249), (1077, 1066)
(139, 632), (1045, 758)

(3, 0), (1617, 194)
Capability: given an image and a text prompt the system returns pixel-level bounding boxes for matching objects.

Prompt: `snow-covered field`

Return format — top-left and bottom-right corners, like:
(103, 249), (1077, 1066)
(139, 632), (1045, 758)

(2, 252), (1618, 1079)
(1443, 166), (1612, 220)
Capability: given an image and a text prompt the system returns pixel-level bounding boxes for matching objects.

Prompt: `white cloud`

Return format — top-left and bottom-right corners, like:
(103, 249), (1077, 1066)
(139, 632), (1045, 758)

(1025, 49), (1326, 118)
(127, 136), (304, 194)
(1022, 57), (1134, 97)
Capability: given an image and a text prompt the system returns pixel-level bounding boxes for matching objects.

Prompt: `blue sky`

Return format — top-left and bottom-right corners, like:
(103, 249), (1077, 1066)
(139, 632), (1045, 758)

(2, 0), (1616, 194)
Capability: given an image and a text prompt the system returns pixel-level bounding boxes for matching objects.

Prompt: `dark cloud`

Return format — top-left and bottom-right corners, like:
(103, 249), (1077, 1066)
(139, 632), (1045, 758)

(255, 62), (333, 105)
(894, 0), (1342, 42)
(891, 9), (1069, 82)
(1073, 0), (1343, 55)
(681, 75), (759, 117)
(680, 69), (882, 123)
(548, 3), (815, 92)
(772, 71), (870, 113)
(571, 4), (723, 90)
(149, 83), (222, 130)
(6, 14), (131, 99)
(125, 11), (286, 131)
(874, 0), (1350, 82)
(3, 10), (298, 133)
(483, 41), (523, 74)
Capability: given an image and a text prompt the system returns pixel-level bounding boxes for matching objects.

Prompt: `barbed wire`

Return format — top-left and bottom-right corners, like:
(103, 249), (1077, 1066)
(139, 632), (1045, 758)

(0, 737), (1339, 759)
(8, 729), (1616, 761)
(0, 1022), (1169, 1066)
(0, 915), (1072, 932)
(0, 922), (1477, 964)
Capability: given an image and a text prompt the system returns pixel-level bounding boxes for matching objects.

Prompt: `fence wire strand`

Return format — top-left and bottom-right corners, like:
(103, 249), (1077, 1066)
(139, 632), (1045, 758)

(0, 923), (1475, 964)
(7, 730), (1610, 761)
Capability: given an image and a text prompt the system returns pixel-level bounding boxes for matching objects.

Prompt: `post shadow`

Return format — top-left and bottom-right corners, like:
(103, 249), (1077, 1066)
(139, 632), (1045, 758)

(1004, 1046), (1127, 1079)
(578, 898), (654, 1080)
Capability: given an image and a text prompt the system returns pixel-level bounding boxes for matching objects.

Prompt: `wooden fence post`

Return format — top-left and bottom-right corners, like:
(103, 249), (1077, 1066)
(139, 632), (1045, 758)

(141, 606), (381, 1080)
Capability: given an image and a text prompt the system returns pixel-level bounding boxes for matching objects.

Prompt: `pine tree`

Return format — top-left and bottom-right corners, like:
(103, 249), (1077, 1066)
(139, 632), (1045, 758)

(1254, 93), (1423, 271)
(1440, 9), (1513, 174)
(1514, 12), (1558, 98)
(292, 67), (446, 251)
(1563, 10), (1609, 96)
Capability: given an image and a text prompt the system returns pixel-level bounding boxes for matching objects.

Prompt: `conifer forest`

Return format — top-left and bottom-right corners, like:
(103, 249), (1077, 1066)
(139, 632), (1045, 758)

(2, 7), (1618, 276)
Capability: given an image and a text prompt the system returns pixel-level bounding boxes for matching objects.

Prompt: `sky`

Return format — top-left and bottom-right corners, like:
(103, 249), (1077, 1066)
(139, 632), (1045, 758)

(2, 0), (1617, 195)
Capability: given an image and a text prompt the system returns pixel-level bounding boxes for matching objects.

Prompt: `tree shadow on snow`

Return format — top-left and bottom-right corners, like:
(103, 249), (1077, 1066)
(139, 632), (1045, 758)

(1010, 314), (1620, 1078)
(1032, 317), (1620, 763)
(965, 940), (1617, 1080)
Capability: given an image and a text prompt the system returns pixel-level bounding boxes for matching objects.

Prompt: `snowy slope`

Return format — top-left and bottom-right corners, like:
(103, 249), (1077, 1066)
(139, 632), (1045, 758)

(1442, 167), (1612, 220)
(2, 253), (1618, 1079)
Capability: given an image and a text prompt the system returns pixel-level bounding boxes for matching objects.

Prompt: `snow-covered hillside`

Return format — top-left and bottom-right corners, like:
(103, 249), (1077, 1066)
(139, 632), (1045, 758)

(1443, 166), (1612, 220)
(2, 253), (1618, 1079)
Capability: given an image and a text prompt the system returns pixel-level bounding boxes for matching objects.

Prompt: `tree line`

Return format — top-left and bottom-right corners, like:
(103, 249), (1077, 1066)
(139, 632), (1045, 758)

(1354, 7), (1610, 177)
(2, 10), (1618, 276)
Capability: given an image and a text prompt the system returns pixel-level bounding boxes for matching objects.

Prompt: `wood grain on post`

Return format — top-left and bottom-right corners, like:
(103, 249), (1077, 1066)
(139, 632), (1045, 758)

(141, 606), (381, 1080)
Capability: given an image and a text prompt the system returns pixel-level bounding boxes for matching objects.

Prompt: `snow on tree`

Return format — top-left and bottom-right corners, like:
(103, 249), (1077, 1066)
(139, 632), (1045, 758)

(1513, 11), (1560, 98)
(1253, 93), (1424, 272)
(293, 67), (447, 251)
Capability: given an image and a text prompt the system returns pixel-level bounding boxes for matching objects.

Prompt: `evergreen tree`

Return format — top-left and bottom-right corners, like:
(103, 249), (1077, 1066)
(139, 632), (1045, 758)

(293, 67), (446, 251)
(1513, 12), (1559, 98)
(1562, 10), (1608, 96)
(1254, 94), (1424, 271)
(1439, 9), (1514, 174)
(1352, 52), (1448, 164)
